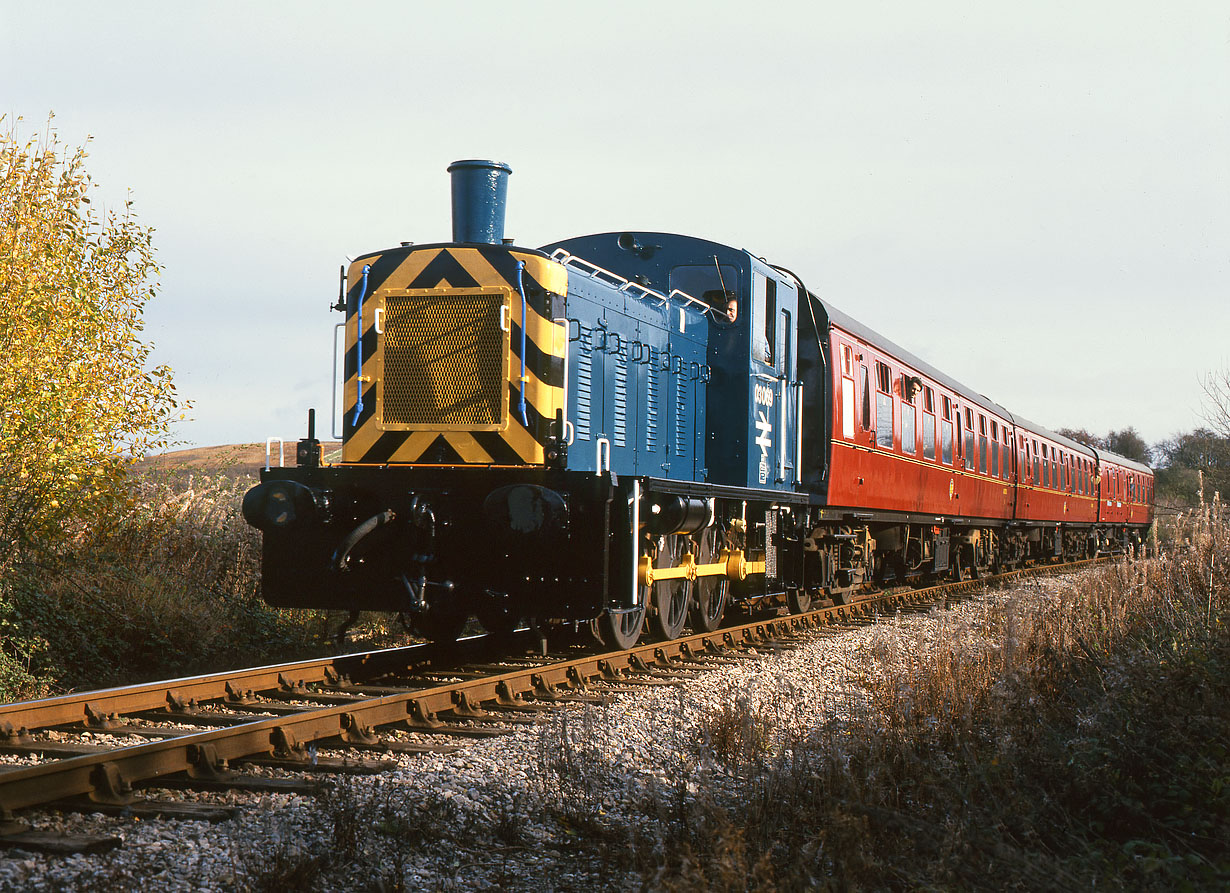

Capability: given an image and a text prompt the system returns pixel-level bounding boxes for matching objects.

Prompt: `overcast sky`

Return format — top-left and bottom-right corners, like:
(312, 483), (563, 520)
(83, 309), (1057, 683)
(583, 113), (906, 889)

(3, 1), (1227, 453)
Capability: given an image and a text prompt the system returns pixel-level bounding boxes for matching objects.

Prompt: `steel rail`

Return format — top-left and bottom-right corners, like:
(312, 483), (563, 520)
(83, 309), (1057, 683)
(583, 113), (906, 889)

(0, 557), (1104, 820)
(0, 636), (507, 735)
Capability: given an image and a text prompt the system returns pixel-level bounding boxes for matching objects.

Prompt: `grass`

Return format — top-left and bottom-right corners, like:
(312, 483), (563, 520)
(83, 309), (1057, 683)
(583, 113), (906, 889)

(509, 505), (1230, 890)
(0, 471), (334, 698)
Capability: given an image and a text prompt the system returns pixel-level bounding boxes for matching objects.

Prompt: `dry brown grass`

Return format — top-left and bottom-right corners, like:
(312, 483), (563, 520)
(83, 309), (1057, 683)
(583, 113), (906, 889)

(1, 471), (333, 696)
(522, 506), (1230, 890)
(133, 442), (342, 483)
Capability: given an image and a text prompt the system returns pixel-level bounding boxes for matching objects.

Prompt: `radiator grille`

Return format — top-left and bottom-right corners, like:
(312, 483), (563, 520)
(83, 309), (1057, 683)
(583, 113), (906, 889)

(614, 355), (627, 447)
(645, 358), (658, 453)
(380, 292), (507, 429)
(575, 334), (593, 441)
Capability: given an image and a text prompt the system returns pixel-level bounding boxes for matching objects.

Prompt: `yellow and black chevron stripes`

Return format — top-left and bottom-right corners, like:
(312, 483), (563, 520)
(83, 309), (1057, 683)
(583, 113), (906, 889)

(341, 245), (567, 465)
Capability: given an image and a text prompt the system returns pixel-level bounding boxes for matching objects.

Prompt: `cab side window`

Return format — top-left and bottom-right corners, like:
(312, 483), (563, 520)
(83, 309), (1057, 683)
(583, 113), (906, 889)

(751, 274), (774, 366)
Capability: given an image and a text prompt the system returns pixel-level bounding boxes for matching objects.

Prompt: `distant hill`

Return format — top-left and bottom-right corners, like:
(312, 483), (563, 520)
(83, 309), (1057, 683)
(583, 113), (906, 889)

(134, 442), (343, 482)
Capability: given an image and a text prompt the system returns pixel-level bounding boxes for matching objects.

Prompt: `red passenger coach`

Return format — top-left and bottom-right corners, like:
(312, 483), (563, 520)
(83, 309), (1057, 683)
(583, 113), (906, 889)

(808, 299), (1152, 575)
(1095, 453), (1154, 529)
(824, 305), (1016, 525)
(1012, 421), (1099, 526)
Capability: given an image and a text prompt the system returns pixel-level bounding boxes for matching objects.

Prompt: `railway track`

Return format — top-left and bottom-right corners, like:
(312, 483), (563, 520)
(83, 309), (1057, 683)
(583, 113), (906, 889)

(0, 557), (1104, 853)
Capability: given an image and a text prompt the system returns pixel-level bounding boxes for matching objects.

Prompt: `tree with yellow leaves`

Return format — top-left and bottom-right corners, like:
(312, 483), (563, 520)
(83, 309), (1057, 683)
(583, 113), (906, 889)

(1, 117), (185, 562)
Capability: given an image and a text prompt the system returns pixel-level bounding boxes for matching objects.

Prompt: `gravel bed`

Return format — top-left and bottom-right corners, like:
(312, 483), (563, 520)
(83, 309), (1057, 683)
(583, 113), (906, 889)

(0, 573), (1089, 891)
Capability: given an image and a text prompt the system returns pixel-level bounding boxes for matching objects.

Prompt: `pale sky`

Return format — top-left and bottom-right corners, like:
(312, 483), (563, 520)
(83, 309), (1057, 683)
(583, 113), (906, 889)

(3, 1), (1227, 453)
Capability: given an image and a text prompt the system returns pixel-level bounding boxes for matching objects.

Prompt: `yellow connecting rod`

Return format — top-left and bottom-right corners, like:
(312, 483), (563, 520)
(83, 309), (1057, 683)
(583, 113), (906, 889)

(638, 549), (767, 587)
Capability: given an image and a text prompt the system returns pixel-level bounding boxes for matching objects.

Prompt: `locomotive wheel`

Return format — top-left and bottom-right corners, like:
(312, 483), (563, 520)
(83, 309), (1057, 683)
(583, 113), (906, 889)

(650, 535), (691, 641)
(476, 606), (519, 638)
(597, 607), (645, 650)
(414, 604), (467, 643)
(689, 527), (728, 633)
(787, 587), (812, 614)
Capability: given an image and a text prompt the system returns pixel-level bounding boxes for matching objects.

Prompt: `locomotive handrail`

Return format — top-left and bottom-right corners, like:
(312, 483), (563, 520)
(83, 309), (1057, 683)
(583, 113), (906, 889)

(265, 438), (285, 470)
(796, 381), (804, 475)
(667, 288), (710, 312)
(549, 248), (710, 317)
(554, 315), (572, 447)
(331, 322), (346, 440)
(779, 377), (787, 482)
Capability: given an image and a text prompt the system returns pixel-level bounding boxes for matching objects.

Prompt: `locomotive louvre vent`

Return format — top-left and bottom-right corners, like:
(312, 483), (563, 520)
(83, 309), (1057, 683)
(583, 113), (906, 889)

(378, 290), (509, 430)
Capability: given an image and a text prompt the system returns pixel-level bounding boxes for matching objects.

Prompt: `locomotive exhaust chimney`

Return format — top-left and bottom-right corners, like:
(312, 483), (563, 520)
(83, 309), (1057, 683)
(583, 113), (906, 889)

(447, 159), (512, 244)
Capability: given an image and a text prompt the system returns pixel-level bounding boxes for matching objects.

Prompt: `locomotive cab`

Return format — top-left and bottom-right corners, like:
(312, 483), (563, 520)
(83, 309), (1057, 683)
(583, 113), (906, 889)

(541, 232), (805, 493)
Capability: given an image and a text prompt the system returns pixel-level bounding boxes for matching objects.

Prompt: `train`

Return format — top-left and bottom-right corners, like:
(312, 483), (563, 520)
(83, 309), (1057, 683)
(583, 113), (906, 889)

(242, 160), (1154, 647)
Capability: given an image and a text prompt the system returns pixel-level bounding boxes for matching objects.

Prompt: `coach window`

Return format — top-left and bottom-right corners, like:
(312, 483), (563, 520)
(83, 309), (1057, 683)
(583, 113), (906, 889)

(964, 409), (975, 470)
(902, 396), (917, 455)
(1059, 451), (1066, 491)
(875, 362), (893, 448)
(990, 420), (999, 477)
(978, 415), (988, 474)
(941, 398), (953, 465)
(860, 364), (871, 433)
(1033, 440), (1041, 485)
(841, 351), (855, 440)
(901, 375), (920, 455)
(1003, 428), (1012, 480)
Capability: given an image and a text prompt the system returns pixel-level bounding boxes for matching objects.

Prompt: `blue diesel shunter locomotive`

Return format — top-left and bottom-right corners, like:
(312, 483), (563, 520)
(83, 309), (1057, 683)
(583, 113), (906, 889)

(243, 160), (1153, 647)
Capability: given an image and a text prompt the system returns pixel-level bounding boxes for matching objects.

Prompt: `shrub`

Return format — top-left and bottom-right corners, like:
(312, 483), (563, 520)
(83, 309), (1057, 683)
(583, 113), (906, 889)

(2, 474), (329, 695)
